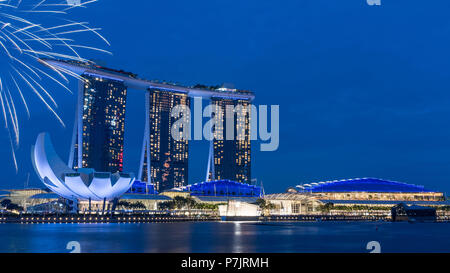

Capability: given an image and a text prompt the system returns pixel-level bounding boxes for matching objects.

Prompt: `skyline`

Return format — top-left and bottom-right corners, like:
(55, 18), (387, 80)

(1, 0), (450, 195)
(49, 58), (257, 192)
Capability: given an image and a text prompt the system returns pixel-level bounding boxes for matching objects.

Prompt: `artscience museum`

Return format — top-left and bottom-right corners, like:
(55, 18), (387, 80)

(32, 133), (135, 203)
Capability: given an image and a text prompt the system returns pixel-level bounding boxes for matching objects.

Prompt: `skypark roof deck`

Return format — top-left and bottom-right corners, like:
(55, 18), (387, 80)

(39, 58), (255, 101)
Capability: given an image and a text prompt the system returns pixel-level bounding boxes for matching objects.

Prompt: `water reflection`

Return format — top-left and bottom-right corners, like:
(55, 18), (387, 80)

(232, 222), (243, 253)
(0, 222), (448, 253)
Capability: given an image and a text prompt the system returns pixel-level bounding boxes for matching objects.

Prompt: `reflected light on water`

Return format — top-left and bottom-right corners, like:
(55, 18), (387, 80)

(233, 222), (242, 236)
(232, 222), (243, 253)
(0, 222), (448, 253)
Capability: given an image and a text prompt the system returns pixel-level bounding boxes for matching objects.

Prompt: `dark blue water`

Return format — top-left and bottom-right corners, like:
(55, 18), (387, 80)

(0, 222), (448, 253)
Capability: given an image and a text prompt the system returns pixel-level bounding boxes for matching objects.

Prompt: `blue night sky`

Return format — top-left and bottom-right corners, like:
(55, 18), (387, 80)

(1, 0), (450, 195)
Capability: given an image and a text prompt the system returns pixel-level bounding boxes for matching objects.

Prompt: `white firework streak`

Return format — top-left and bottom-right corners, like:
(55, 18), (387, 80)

(0, 0), (111, 172)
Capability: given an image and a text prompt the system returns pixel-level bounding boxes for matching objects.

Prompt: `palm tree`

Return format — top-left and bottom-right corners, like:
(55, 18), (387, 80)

(255, 198), (275, 216)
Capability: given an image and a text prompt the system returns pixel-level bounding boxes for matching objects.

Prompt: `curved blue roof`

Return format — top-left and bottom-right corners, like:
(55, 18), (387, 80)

(180, 180), (262, 197)
(127, 181), (158, 195)
(296, 178), (436, 193)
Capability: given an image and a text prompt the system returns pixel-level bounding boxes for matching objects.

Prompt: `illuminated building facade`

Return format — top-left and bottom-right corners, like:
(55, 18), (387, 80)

(139, 89), (190, 192)
(290, 178), (446, 201)
(208, 97), (251, 183)
(179, 180), (261, 197)
(70, 73), (127, 173)
(33, 133), (135, 202)
(43, 59), (255, 192)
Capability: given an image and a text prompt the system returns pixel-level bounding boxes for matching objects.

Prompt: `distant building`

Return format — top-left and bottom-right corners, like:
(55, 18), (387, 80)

(70, 73), (127, 173)
(209, 97), (251, 183)
(291, 178), (445, 202)
(0, 189), (46, 212)
(218, 200), (261, 221)
(391, 203), (437, 222)
(27, 192), (171, 212)
(257, 178), (450, 217)
(128, 181), (158, 195)
(139, 89), (190, 192)
(264, 193), (322, 215)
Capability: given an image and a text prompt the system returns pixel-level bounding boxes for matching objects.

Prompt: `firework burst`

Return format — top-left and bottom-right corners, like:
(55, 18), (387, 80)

(0, 0), (110, 171)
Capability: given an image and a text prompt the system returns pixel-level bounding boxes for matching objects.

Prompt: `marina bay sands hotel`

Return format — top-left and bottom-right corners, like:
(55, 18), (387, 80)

(40, 59), (254, 192)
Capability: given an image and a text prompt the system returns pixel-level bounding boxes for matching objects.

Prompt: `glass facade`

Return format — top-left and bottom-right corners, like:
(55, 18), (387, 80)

(73, 74), (127, 173)
(141, 89), (190, 192)
(211, 98), (251, 183)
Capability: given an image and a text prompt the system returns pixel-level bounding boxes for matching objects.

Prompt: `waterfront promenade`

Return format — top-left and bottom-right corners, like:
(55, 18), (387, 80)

(0, 210), (220, 224)
(1, 212), (449, 224)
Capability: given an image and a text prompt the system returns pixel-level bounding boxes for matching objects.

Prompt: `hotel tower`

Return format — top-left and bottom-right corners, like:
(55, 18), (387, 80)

(138, 88), (190, 192)
(45, 59), (254, 192)
(69, 73), (128, 173)
(207, 97), (252, 184)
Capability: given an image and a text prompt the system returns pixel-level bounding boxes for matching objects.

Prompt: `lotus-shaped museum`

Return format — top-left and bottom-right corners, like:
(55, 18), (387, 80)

(32, 133), (135, 201)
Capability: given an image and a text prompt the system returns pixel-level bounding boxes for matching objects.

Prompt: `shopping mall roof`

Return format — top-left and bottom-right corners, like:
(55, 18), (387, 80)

(178, 180), (262, 197)
(194, 196), (260, 203)
(294, 178), (437, 193)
